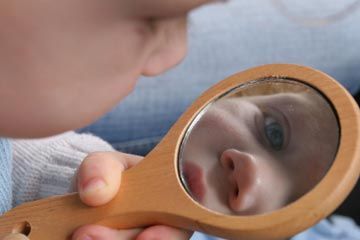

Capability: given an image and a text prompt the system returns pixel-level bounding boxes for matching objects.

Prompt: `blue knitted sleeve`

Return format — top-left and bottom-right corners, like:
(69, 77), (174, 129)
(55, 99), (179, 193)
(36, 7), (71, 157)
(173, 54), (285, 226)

(0, 138), (12, 214)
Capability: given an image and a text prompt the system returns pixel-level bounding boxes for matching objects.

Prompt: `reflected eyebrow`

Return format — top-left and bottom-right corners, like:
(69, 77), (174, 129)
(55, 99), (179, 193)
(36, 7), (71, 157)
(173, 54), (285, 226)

(268, 94), (328, 141)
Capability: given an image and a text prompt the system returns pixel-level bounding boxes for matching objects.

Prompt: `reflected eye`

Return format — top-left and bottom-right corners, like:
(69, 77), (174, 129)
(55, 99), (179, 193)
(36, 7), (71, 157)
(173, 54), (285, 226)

(264, 116), (284, 151)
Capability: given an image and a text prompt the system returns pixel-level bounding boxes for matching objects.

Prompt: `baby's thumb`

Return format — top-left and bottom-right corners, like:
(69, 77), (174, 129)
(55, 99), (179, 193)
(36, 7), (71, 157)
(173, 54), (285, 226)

(77, 152), (142, 206)
(77, 152), (122, 206)
(2, 233), (29, 240)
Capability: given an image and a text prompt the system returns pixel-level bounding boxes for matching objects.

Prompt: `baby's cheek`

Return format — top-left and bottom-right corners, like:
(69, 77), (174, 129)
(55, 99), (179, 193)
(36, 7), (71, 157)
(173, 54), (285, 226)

(258, 159), (293, 212)
(301, 159), (328, 190)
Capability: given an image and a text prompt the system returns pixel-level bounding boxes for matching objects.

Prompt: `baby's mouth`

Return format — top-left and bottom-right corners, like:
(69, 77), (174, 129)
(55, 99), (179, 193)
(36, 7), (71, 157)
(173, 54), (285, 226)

(182, 161), (206, 202)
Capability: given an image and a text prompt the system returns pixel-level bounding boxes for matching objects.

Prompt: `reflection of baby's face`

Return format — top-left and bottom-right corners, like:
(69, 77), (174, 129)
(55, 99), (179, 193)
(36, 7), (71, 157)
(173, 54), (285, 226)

(181, 92), (339, 215)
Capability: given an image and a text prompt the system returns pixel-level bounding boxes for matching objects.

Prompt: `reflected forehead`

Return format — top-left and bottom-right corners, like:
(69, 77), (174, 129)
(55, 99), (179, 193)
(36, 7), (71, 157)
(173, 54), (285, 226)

(247, 92), (333, 125)
(244, 93), (308, 109)
(243, 92), (337, 143)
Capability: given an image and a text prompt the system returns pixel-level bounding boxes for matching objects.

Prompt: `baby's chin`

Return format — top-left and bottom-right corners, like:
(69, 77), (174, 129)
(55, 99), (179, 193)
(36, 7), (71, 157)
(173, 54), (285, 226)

(195, 180), (230, 214)
(201, 193), (234, 215)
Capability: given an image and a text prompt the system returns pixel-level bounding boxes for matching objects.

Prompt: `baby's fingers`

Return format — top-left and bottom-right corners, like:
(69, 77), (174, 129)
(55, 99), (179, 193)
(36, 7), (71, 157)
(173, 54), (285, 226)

(72, 225), (192, 240)
(1, 234), (29, 240)
(77, 152), (142, 206)
(72, 225), (142, 240)
(136, 225), (193, 240)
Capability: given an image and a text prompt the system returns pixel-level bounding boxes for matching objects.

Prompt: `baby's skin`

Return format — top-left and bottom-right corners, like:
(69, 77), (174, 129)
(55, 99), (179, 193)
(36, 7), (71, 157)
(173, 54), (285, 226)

(181, 91), (339, 215)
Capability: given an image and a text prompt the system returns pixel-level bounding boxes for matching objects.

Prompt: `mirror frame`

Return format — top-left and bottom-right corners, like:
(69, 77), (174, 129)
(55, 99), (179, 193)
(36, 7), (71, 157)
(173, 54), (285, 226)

(178, 76), (342, 216)
(168, 64), (360, 239)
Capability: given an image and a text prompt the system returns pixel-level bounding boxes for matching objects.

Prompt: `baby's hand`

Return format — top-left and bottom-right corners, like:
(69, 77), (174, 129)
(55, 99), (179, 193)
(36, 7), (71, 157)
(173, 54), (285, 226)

(72, 152), (192, 240)
(2, 151), (191, 240)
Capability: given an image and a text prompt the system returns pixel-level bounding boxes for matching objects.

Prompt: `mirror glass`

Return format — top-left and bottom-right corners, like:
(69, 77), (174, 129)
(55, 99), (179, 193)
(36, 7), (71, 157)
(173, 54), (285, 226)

(178, 78), (340, 215)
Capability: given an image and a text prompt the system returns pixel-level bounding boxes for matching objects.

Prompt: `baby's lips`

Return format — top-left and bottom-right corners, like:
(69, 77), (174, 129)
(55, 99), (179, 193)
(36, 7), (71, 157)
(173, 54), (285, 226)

(182, 161), (206, 202)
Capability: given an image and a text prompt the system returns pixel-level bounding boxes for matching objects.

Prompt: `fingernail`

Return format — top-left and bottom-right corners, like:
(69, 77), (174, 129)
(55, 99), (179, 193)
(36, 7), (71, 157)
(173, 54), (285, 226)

(81, 177), (107, 194)
(76, 235), (92, 240)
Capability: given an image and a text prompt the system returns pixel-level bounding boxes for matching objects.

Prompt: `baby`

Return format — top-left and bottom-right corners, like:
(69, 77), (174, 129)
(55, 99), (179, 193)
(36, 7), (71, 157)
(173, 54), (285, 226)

(0, 1), (217, 240)
(180, 80), (339, 215)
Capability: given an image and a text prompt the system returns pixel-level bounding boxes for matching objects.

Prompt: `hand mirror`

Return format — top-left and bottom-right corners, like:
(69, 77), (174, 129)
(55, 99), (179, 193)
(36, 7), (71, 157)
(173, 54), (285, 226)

(0, 64), (359, 240)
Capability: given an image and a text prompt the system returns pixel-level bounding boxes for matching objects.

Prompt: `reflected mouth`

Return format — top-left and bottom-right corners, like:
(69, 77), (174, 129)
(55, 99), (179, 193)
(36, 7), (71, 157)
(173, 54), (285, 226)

(183, 161), (206, 202)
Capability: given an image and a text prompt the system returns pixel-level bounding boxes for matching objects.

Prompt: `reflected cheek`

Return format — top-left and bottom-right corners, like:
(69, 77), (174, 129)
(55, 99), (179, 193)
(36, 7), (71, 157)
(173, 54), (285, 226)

(253, 162), (292, 213)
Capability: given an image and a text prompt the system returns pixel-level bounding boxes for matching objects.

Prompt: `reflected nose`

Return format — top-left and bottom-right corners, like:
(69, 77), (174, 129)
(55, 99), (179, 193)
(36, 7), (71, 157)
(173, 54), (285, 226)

(220, 149), (257, 213)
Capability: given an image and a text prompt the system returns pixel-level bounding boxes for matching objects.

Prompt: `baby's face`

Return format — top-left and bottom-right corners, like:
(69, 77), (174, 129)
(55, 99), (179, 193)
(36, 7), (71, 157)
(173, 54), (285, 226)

(181, 91), (339, 215)
(0, 0), (214, 138)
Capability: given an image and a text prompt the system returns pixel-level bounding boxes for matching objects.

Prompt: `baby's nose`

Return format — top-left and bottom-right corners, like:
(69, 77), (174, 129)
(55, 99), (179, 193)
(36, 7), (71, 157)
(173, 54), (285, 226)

(220, 149), (258, 213)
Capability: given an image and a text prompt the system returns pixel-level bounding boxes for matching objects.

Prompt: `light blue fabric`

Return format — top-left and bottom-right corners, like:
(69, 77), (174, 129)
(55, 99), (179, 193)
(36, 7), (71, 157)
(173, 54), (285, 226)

(189, 216), (360, 240)
(0, 138), (12, 214)
(293, 216), (360, 240)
